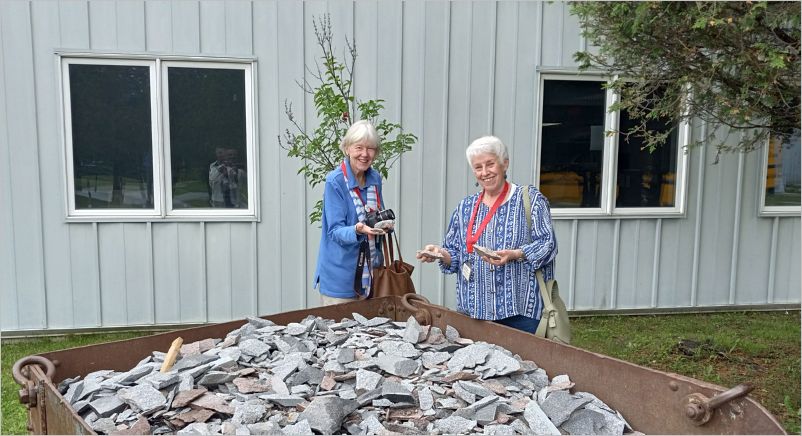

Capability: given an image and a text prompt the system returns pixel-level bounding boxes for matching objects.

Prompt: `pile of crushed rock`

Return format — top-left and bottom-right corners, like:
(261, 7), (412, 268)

(59, 313), (635, 435)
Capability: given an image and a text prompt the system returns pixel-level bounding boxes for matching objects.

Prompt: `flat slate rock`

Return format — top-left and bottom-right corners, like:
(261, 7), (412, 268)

(561, 408), (608, 435)
(298, 397), (358, 434)
(89, 395), (126, 418)
(380, 380), (414, 404)
(524, 399), (561, 435)
(232, 403), (267, 425)
(281, 419), (312, 435)
(351, 313), (391, 327)
(118, 384), (167, 414)
(540, 390), (594, 427)
(191, 393), (235, 414)
(434, 415), (477, 434)
(445, 325), (461, 342)
(238, 339), (271, 358)
(241, 378), (274, 394)
(417, 386), (434, 411)
(378, 340), (421, 358)
(447, 343), (492, 370)
(258, 394), (305, 408)
(421, 351), (451, 369)
(482, 424), (516, 435)
(172, 388), (207, 408)
(90, 417), (118, 434)
(402, 316), (424, 344)
(172, 354), (218, 372)
(377, 354), (418, 378)
(355, 369), (383, 393)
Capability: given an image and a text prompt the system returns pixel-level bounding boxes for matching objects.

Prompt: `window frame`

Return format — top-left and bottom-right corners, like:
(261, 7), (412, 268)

(535, 72), (690, 219)
(161, 60), (257, 219)
(61, 57), (163, 219)
(758, 134), (801, 217)
(58, 53), (259, 222)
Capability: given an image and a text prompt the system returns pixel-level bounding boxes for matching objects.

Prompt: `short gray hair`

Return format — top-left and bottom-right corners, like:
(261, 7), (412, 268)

(465, 136), (508, 165)
(340, 120), (380, 154)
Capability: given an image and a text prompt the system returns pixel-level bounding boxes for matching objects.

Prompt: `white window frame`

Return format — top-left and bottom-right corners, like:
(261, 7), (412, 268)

(758, 134), (801, 217)
(161, 60), (257, 219)
(61, 57), (163, 219)
(59, 53), (258, 222)
(535, 72), (690, 219)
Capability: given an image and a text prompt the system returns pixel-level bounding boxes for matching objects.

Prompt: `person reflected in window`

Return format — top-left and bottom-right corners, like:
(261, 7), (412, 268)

(209, 147), (246, 208)
(314, 120), (387, 306)
(417, 136), (558, 333)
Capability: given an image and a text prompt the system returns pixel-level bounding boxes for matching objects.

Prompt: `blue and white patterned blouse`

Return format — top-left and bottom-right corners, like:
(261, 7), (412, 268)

(439, 184), (557, 321)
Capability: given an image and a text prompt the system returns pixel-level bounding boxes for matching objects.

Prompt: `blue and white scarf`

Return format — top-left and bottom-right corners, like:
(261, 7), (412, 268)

(341, 161), (381, 296)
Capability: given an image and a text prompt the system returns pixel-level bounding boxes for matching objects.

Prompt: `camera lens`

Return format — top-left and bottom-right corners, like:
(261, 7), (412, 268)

(378, 209), (395, 221)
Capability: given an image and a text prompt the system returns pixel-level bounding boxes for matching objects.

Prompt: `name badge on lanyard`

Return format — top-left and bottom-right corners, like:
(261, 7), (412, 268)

(461, 260), (472, 281)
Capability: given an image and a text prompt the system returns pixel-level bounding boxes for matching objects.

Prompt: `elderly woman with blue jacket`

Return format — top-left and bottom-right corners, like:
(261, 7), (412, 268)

(314, 120), (387, 306)
(417, 136), (557, 333)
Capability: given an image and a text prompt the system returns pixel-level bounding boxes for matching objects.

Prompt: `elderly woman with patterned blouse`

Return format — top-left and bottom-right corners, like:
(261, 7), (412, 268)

(416, 136), (557, 333)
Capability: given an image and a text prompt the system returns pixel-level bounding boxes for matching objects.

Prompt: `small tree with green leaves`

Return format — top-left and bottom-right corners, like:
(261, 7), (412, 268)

(572, 1), (800, 158)
(280, 15), (417, 224)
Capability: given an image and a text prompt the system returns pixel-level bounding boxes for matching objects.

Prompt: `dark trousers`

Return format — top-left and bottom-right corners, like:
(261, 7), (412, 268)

(493, 314), (540, 334)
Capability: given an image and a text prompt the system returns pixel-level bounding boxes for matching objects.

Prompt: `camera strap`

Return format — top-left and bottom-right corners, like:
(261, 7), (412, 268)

(341, 160), (382, 296)
(353, 239), (370, 297)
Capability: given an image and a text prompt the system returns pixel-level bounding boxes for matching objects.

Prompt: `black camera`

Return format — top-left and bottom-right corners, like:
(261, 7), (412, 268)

(365, 208), (395, 228)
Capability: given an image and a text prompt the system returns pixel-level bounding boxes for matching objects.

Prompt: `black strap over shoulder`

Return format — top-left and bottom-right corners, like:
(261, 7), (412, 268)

(354, 239), (370, 296)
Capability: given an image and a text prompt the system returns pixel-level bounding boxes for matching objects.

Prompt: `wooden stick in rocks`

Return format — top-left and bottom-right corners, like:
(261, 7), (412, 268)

(160, 337), (184, 373)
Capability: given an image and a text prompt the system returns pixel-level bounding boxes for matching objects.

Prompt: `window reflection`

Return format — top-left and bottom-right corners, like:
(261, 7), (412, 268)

(615, 109), (678, 208)
(766, 130), (801, 207)
(168, 67), (248, 209)
(540, 80), (606, 208)
(69, 64), (154, 209)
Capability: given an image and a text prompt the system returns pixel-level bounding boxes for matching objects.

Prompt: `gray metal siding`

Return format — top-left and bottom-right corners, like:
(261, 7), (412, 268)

(0, 0), (798, 332)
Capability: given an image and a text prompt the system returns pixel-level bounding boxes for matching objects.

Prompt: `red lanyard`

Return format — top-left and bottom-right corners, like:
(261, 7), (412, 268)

(341, 161), (381, 209)
(466, 182), (509, 253)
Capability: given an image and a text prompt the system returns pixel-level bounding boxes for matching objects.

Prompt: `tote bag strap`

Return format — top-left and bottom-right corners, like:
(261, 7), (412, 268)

(387, 233), (396, 263)
(392, 231), (405, 263)
(381, 236), (392, 268)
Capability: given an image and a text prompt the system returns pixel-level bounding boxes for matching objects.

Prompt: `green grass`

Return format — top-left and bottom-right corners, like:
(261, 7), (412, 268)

(1, 312), (799, 434)
(572, 311), (801, 434)
(1, 332), (154, 435)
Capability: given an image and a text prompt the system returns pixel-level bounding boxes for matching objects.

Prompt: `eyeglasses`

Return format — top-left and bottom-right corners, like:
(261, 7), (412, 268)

(351, 145), (378, 154)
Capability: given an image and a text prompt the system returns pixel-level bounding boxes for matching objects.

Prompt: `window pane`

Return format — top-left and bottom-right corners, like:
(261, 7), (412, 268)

(766, 130), (801, 207)
(69, 64), (154, 209)
(615, 110), (679, 208)
(168, 67), (247, 209)
(540, 80), (606, 208)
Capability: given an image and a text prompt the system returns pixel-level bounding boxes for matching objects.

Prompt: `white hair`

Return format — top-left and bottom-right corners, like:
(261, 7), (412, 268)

(340, 120), (380, 154)
(465, 136), (508, 165)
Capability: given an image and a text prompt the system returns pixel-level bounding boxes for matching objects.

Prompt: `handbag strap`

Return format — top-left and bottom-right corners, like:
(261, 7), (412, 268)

(392, 231), (404, 263)
(523, 185), (532, 233)
(381, 236), (392, 267)
(536, 269), (554, 309)
(527, 189), (553, 311)
(388, 234), (396, 263)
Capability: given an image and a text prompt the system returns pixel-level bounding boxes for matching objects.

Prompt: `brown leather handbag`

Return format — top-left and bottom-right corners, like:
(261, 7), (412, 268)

(369, 232), (416, 299)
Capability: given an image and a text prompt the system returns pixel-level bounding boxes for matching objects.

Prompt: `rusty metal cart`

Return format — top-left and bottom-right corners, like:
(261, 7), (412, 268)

(13, 295), (785, 434)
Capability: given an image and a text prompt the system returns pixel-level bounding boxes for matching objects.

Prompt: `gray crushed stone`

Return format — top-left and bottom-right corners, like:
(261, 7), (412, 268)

(58, 314), (631, 435)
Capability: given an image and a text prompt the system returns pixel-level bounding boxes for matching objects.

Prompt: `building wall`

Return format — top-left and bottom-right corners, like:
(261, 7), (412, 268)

(1, 0), (799, 332)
